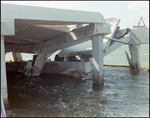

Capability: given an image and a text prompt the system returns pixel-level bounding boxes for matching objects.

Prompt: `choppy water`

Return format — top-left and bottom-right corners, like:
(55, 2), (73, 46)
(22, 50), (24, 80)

(5, 44), (149, 117)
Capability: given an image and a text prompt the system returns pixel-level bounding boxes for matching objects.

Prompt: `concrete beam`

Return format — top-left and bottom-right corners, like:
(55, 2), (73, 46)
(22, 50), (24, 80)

(92, 35), (104, 86)
(2, 3), (106, 25)
(12, 52), (23, 62)
(1, 36), (9, 108)
(42, 23), (110, 53)
(5, 23), (110, 54)
(57, 35), (130, 57)
(104, 36), (129, 44)
(104, 36), (130, 57)
(5, 44), (40, 54)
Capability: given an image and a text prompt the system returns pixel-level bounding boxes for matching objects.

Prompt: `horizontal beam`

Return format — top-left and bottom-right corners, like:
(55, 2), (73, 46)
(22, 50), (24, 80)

(5, 44), (40, 54)
(14, 36), (43, 43)
(104, 36), (129, 44)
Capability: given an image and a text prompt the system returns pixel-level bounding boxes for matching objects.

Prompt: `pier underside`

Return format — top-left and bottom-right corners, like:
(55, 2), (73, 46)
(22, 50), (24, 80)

(1, 3), (149, 113)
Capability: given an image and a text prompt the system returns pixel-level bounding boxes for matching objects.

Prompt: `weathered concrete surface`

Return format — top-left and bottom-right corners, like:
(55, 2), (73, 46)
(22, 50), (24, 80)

(1, 36), (8, 108)
(6, 61), (93, 78)
(104, 17), (120, 52)
(24, 60), (33, 76)
(5, 23), (110, 54)
(42, 23), (110, 53)
(32, 53), (47, 76)
(104, 36), (130, 57)
(58, 27), (149, 58)
(125, 44), (141, 72)
(5, 44), (40, 54)
(58, 17), (120, 57)
(92, 35), (104, 85)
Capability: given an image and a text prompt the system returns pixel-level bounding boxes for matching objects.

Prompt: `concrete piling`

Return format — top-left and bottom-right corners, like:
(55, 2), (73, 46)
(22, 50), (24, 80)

(1, 36), (9, 108)
(32, 53), (46, 76)
(12, 52), (23, 62)
(129, 44), (141, 72)
(92, 35), (104, 86)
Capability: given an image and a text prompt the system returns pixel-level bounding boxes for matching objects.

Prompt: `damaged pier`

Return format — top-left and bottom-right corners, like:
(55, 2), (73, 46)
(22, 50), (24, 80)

(1, 3), (149, 113)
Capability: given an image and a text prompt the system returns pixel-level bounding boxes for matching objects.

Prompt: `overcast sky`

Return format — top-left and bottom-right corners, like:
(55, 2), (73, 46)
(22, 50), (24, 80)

(1, 1), (149, 29)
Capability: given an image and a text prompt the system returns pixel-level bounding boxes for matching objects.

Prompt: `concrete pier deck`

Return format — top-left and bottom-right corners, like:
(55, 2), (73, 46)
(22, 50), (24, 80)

(1, 3), (111, 109)
(1, 3), (149, 114)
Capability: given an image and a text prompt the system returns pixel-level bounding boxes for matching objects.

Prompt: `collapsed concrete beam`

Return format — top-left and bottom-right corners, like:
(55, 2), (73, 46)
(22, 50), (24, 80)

(5, 23), (110, 54)
(58, 27), (149, 58)
(104, 36), (130, 56)
(42, 23), (110, 53)
(57, 28), (130, 57)
(57, 36), (130, 57)
(37, 23), (109, 77)
(32, 53), (47, 76)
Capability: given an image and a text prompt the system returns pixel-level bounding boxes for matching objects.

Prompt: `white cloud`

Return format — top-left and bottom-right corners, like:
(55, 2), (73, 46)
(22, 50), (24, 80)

(127, 1), (149, 14)
(120, 17), (135, 29)
(1, 1), (81, 10)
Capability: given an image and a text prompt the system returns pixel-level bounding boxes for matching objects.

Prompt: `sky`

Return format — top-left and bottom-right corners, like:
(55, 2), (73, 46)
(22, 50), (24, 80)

(1, 1), (149, 29)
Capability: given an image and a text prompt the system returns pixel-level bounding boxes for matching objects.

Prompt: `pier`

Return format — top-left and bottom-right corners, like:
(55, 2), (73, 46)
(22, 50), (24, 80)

(1, 3), (149, 114)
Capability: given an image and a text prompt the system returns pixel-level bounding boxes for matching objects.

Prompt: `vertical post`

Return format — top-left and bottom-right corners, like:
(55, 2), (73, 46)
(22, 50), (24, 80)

(64, 55), (69, 62)
(32, 52), (46, 76)
(1, 36), (9, 108)
(12, 52), (23, 62)
(92, 35), (104, 86)
(129, 44), (141, 72)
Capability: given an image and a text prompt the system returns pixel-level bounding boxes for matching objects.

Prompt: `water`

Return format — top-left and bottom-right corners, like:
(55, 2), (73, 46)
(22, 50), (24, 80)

(5, 44), (149, 117)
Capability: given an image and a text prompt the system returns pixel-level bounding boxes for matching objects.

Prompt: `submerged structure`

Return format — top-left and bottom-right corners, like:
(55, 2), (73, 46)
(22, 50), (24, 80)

(1, 3), (149, 114)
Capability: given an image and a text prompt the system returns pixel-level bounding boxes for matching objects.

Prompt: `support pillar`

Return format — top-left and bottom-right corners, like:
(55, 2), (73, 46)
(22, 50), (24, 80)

(1, 36), (9, 108)
(92, 35), (104, 86)
(126, 44), (141, 72)
(32, 52), (46, 76)
(64, 55), (69, 62)
(12, 52), (23, 62)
